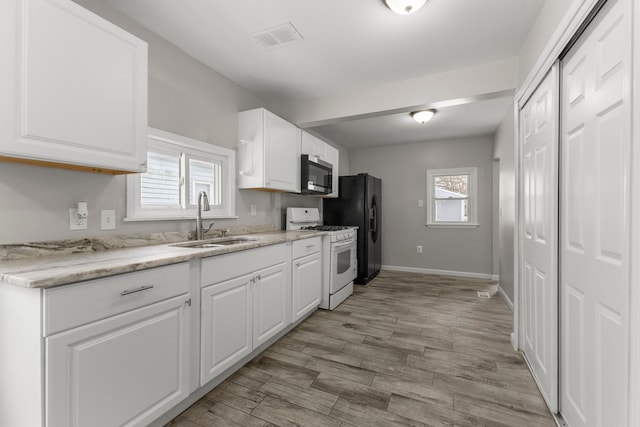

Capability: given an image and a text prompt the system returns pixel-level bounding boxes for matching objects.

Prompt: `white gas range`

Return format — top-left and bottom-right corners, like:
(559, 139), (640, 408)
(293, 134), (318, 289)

(286, 207), (357, 310)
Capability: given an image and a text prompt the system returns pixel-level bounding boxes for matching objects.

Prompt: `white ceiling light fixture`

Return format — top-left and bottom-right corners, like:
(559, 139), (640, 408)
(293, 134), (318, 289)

(411, 109), (436, 123)
(383, 0), (428, 15)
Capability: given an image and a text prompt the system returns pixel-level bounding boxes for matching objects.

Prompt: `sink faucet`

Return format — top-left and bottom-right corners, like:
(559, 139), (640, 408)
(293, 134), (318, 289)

(196, 191), (214, 240)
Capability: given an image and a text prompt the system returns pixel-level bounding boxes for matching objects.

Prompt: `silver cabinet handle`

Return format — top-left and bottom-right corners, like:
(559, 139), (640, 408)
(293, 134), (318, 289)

(120, 285), (154, 296)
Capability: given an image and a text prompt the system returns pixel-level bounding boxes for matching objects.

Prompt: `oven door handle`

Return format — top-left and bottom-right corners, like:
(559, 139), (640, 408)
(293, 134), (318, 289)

(332, 240), (355, 249)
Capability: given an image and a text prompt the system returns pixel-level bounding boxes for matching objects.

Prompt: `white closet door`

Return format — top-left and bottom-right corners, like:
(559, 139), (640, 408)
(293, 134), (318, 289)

(519, 65), (559, 412)
(560, 0), (631, 425)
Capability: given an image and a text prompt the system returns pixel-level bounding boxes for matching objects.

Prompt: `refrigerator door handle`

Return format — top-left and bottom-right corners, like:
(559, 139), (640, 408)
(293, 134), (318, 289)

(369, 208), (375, 231)
(370, 196), (378, 235)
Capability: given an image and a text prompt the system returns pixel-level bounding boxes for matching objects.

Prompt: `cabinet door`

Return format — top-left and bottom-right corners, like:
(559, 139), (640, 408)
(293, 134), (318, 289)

(0, 0), (147, 173)
(253, 262), (291, 347)
(301, 131), (328, 159)
(237, 109), (265, 189)
(264, 111), (301, 192)
(201, 274), (253, 385)
(292, 252), (322, 322)
(46, 295), (190, 427)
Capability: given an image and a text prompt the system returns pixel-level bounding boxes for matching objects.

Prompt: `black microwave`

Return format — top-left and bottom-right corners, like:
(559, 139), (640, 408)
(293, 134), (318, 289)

(301, 154), (333, 195)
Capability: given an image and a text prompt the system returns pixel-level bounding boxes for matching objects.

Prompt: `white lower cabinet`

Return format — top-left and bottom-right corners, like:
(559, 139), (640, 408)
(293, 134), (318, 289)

(46, 295), (190, 427)
(200, 243), (291, 385)
(200, 273), (253, 384)
(43, 262), (191, 427)
(292, 237), (323, 322)
(0, 239), (324, 427)
(253, 262), (290, 347)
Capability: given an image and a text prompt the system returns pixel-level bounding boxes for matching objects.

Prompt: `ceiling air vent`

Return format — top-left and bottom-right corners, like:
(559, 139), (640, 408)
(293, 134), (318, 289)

(251, 22), (303, 49)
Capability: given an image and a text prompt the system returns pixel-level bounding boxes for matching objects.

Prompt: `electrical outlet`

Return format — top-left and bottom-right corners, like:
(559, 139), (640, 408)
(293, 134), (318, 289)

(250, 204), (257, 216)
(69, 208), (87, 230)
(101, 210), (116, 230)
(417, 245), (423, 253)
(418, 199), (424, 208)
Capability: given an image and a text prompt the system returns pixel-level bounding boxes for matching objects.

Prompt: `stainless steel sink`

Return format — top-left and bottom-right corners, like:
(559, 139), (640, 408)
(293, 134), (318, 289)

(171, 236), (259, 249)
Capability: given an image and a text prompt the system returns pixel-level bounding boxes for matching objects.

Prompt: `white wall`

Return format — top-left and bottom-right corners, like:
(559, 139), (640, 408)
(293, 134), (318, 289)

(517, 0), (574, 84)
(349, 136), (494, 277)
(0, 0), (324, 245)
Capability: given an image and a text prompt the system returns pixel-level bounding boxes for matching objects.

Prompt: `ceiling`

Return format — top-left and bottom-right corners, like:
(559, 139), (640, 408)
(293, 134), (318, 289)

(101, 0), (545, 149)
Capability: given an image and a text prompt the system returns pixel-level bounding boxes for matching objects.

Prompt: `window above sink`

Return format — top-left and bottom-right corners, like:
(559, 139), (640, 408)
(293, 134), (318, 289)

(125, 128), (237, 221)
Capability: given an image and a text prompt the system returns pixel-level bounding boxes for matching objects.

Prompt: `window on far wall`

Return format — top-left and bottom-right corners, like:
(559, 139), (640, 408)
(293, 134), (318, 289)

(126, 128), (236, 221)
(426, 167), (478, 227)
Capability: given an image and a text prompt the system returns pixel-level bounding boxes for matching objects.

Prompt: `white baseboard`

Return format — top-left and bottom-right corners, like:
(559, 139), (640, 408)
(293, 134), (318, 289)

(497, 285), (514, 312)
(381, 265), (493, 280)
(491, 274), (500, 281)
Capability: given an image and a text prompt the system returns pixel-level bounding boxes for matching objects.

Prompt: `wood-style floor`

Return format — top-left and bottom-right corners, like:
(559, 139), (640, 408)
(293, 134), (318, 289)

(167, 270), (556, 427)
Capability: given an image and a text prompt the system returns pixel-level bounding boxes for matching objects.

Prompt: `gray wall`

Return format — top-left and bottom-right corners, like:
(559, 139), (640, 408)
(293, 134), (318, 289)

(0, 0), (323, 245)
(349, 136), (494, 277)
(493, 109), (516, 303)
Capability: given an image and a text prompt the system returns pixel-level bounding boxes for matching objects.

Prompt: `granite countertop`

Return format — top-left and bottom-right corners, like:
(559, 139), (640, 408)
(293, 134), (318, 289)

(0, 230), (325, 289)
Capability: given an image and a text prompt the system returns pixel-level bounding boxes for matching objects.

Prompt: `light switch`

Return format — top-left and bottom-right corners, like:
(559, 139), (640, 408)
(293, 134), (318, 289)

(418, 200), (424, 208)
(101, 210), (116, 230)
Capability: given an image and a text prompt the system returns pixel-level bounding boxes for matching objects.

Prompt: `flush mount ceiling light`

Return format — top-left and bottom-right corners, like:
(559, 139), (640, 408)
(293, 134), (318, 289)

(411, 109), (436, 123)
(383, 0), (427, 15)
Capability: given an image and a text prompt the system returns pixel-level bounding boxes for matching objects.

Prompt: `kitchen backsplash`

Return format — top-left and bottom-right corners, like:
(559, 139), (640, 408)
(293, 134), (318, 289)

(0, 224), (276, 261)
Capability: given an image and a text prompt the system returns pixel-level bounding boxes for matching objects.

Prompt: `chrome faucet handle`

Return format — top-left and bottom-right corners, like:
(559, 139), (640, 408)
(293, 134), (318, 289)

(203, 222), (215, 235)
(220, 229), (230, 237)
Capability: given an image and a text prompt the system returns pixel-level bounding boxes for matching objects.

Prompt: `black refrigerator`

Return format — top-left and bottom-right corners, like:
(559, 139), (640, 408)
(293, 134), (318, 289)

(323, 173), (381, 284)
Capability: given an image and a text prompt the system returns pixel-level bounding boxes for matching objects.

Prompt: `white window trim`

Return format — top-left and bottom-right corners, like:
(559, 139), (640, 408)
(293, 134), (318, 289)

(125, 128), (236, 221)
(426, 167), (478, 228)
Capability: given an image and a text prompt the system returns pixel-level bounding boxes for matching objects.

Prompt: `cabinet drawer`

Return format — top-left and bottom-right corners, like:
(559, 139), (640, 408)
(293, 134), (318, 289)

(201, 243), (287, 286)
(292, 237), (322, 259)
(44, 263), (189, 336)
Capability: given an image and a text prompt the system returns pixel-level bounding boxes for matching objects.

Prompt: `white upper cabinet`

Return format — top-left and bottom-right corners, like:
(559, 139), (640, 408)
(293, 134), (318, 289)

(301, 131), (328, 160)
(0, 0), (148, 174)
(301, 131), (340, 197)
(238, 108), (301, 192)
